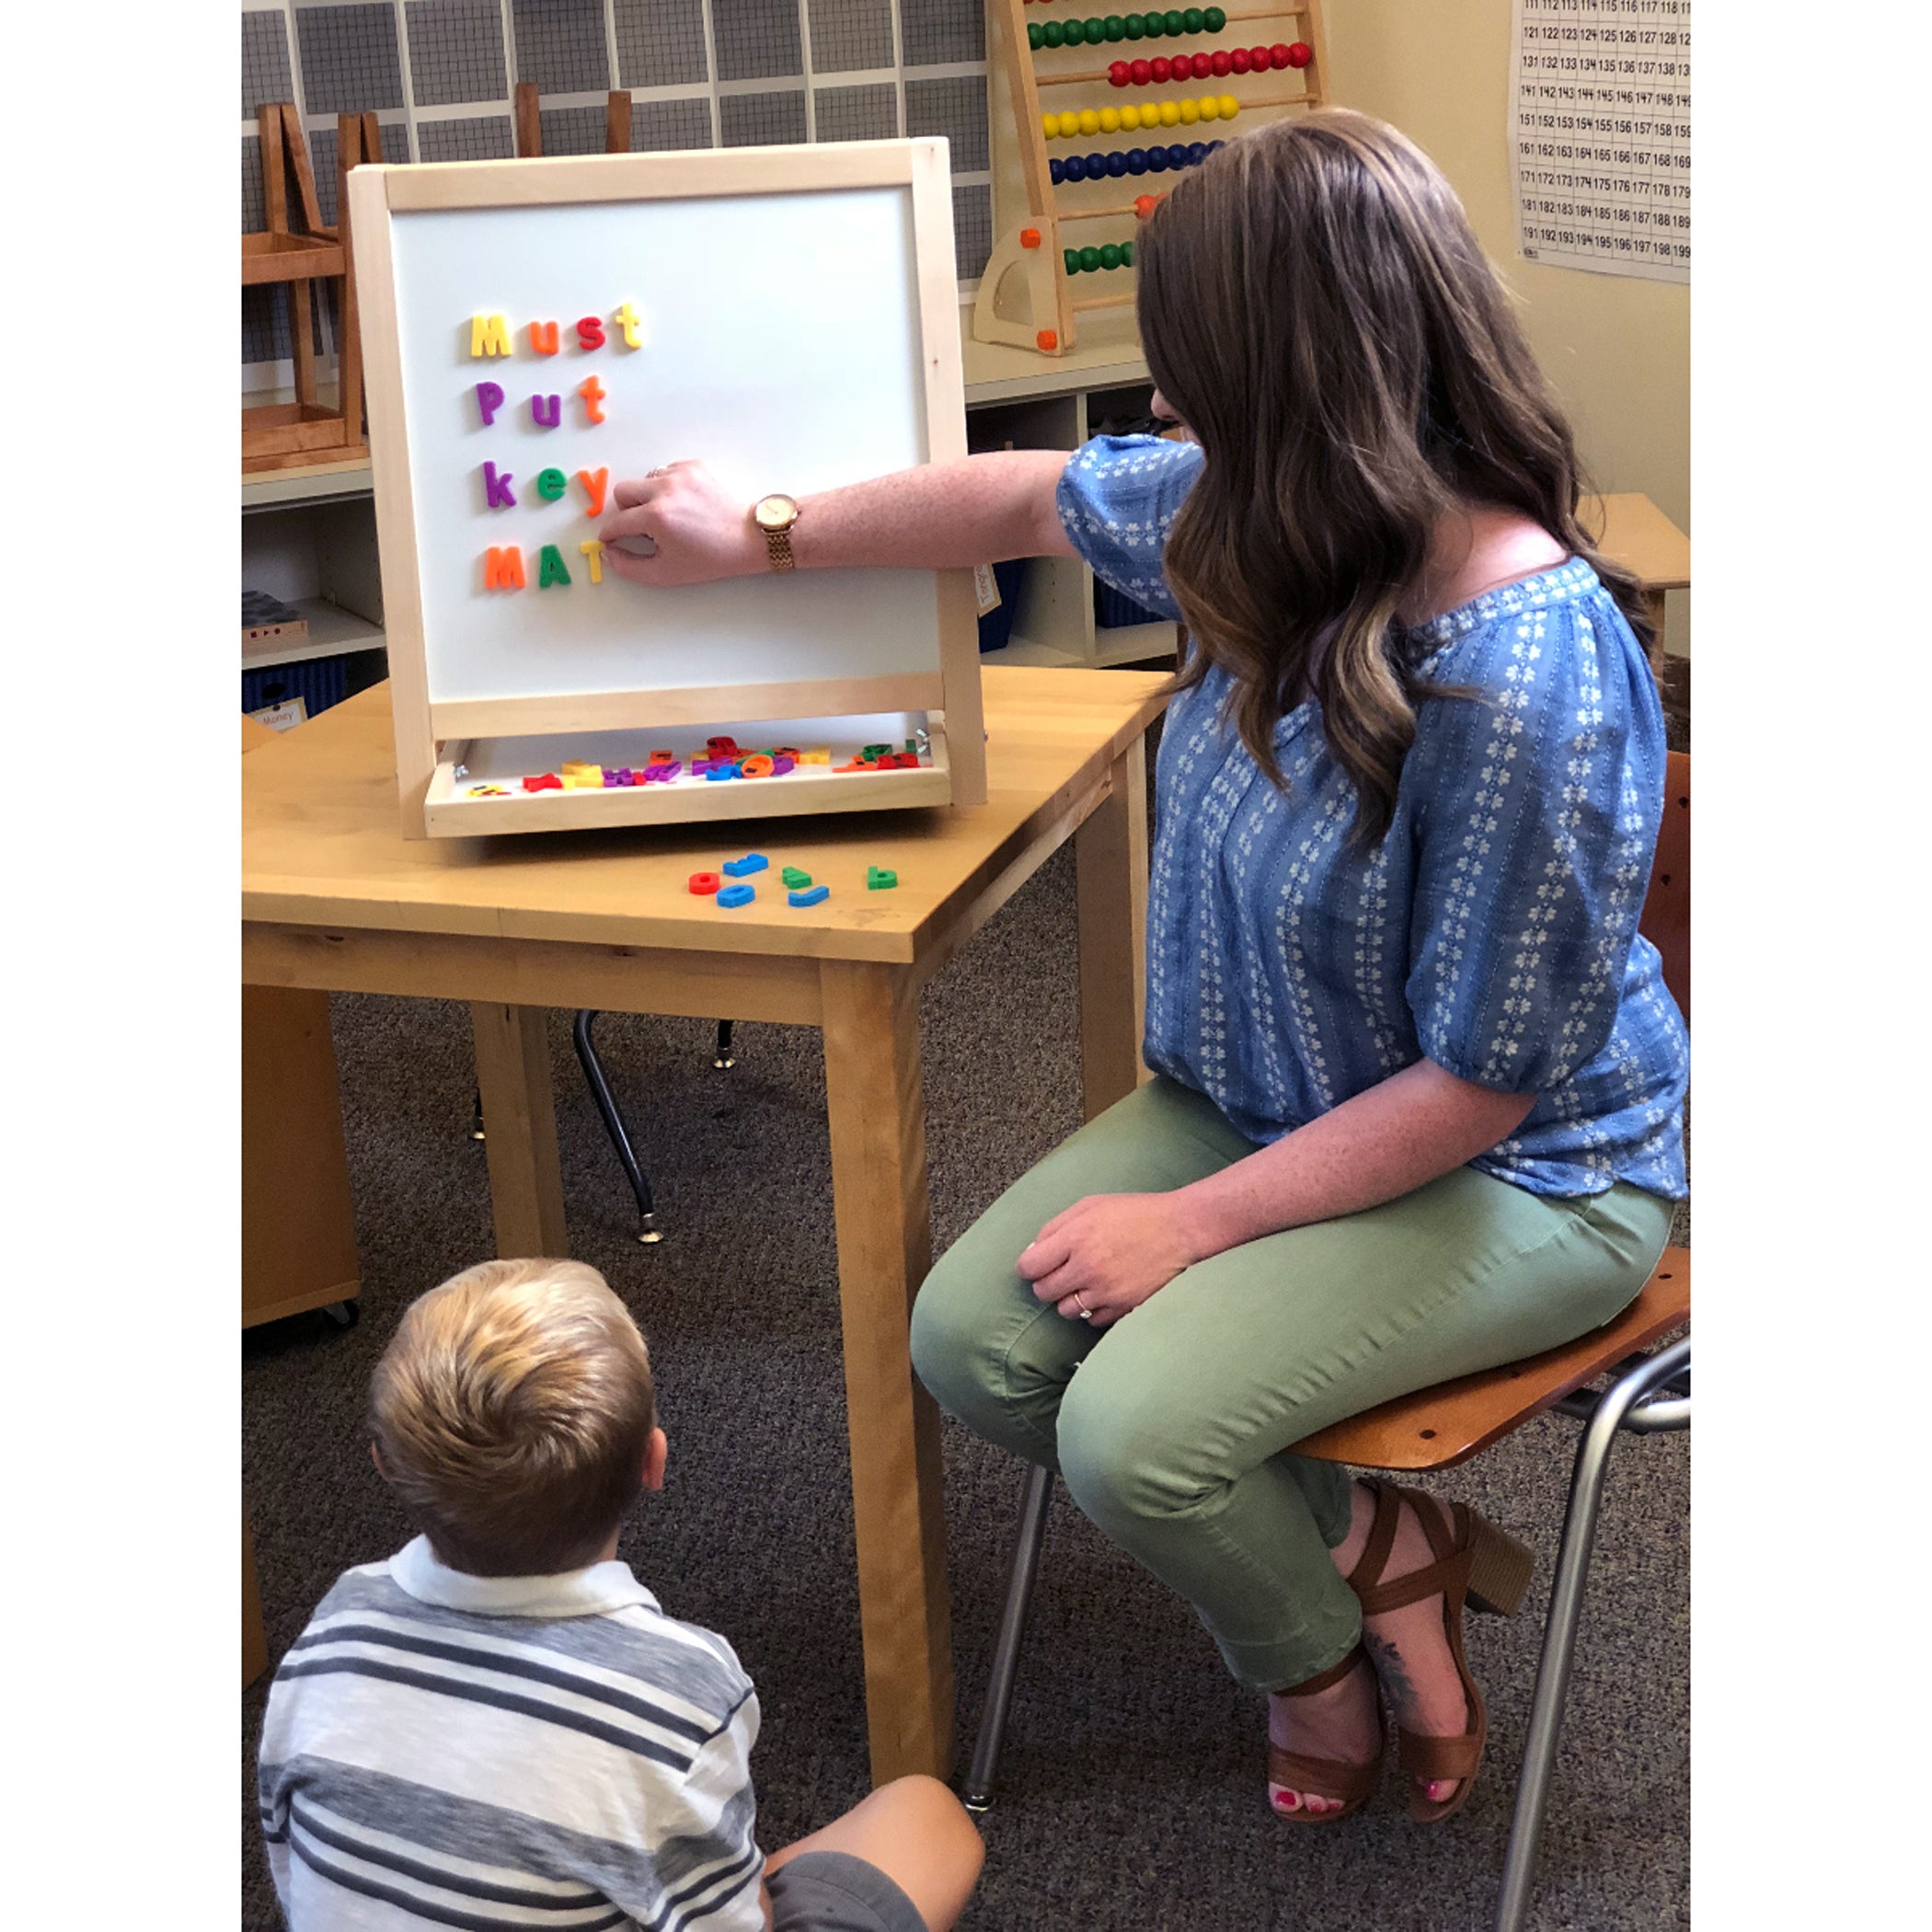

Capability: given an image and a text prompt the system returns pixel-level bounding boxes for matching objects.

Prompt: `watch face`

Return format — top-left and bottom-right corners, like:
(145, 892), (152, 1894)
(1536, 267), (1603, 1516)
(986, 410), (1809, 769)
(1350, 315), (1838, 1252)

(754, 494), (797, 531)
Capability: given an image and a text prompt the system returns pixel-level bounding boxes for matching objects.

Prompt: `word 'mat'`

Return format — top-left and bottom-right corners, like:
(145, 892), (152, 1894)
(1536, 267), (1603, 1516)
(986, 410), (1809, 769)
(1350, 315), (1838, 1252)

(484, 539), (606, 591)
(470, 306), (644, 358)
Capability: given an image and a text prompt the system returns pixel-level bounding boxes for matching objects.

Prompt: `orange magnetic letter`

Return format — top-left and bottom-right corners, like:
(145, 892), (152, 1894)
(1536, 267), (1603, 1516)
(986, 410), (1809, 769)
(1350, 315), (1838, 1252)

(484, 546), (526, 590)
(577, 374), (607, 424)
(579, 538), (604, 584)
(575, 466), (610, 517)
(529, 319), (560, 355)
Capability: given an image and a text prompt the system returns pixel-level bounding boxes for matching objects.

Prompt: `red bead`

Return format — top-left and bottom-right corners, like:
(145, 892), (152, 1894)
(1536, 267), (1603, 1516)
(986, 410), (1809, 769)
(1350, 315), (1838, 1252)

(1150, 55), (1172, 83)
(1190, 52), (1212, 78)
(1211, 49), (1232, 75)
(1131, 57), (1152, 84)
(1248, 44), (1270, 69)
(1287, 40), (1312, 67)
(1110, 59), (1132, 86)
(1270, 42), (1292, 68)
(1229, 46), (1249, 72)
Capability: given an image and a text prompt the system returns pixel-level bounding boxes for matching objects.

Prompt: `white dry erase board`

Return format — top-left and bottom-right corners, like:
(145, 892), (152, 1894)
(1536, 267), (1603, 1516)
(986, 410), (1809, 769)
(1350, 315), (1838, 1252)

(347, 141), (986, 838)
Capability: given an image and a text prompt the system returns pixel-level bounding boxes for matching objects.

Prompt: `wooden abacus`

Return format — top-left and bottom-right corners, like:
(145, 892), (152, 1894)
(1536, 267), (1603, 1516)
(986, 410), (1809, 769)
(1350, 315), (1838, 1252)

(974, 0), (1330, 358)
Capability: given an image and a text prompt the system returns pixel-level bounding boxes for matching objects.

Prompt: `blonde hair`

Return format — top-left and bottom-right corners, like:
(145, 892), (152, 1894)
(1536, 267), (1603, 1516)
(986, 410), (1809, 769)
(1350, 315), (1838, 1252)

(370, 1259), (657, 1576)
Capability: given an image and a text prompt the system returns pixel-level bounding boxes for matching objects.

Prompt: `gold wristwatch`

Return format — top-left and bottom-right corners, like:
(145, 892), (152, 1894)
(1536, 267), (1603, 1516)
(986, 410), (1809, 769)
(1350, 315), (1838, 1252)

(753, 493), (800, 571)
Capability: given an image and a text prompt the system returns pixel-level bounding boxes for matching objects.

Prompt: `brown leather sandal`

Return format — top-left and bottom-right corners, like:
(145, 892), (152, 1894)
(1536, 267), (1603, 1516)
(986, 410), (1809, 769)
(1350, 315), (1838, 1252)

(1347, 1479), (1533, 1824)
(1266, 1644), (1385, 1824)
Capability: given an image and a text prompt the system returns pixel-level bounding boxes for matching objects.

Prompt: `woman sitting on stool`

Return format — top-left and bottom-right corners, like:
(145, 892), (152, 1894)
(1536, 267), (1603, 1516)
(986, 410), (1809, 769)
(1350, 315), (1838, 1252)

(600, 109), (1689, 1825)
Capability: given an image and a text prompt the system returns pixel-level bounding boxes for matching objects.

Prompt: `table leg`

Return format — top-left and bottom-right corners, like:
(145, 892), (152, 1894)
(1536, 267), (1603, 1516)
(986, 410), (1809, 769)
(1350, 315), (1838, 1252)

(1075, 736), (1150, 1121)
(820, 960), (955, 1786)
(469, 1003), (569, 1258)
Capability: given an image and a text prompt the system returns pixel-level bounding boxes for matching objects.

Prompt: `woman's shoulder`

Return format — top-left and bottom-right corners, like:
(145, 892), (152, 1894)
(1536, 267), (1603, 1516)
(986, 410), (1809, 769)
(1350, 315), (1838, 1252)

(1408, 558), (1639, 686)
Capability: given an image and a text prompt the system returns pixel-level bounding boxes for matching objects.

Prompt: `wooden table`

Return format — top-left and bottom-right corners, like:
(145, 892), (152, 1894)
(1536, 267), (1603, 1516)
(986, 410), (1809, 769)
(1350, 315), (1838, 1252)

(242, 664), (1167, 1781)
(1583, 492), (1692, 723)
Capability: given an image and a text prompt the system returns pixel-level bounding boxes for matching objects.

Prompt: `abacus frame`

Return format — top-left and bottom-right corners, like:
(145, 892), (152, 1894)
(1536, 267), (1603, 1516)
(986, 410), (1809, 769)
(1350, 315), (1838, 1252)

(974, 0), (1331, 358)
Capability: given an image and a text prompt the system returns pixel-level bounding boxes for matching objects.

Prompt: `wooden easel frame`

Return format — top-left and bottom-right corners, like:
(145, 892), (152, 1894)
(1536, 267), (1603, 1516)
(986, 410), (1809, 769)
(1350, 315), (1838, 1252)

(242, 103), (376, 467)
(348, 141), (987, 838)
(974, 0), (1330, 357)
(512, 82), (637, 156)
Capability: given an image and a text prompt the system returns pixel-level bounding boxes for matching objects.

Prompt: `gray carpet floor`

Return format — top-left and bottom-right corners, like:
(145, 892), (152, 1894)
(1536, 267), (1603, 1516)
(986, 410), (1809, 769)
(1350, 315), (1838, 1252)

(242, 838), (1689, 1932)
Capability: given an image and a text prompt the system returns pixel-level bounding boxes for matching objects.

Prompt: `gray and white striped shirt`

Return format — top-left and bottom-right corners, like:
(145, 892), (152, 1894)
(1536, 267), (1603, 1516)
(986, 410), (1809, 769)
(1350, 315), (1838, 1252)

(259, 1539), (765, 1931)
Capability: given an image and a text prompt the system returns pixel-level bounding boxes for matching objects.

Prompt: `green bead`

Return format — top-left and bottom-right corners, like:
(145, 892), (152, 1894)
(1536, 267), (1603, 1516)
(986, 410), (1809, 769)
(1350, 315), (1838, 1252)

(1064, 247), (1082, 274)
(1099, 243), (1123, 270)
(1183, 7), (1203, 31)
(1041, 18), (1064, 45)
(1086, 17), (1106, 42)
(1104, 15), (1125, 40)
(1121, 239), (1135, 266)
(1028, 20), (1042, 47)
(1061, 17), (1083, 43)
(1079, 246), (1101, 270)
(1165, 10), (1185, 34)
(1123, 13), (1144, 38)
(1203, 5), (1225, 27)
(1143, 10), (1164, 34)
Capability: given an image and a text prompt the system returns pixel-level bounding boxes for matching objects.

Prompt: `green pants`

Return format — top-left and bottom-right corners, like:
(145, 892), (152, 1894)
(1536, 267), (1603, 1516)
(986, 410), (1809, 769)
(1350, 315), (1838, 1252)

(909, 1076), (1674, 1696)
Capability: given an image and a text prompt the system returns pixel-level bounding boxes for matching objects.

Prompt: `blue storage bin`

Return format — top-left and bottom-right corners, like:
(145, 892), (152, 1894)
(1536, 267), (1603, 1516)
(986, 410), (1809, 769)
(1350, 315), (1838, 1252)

(242, 651), (351, 720)
(1094, 577), (1167, 629)
(977, 558), (1029, 653)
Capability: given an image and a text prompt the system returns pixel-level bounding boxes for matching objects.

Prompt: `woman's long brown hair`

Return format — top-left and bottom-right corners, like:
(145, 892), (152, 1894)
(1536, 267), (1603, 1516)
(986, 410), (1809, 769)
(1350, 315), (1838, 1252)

(1136, 109), (1653, 846)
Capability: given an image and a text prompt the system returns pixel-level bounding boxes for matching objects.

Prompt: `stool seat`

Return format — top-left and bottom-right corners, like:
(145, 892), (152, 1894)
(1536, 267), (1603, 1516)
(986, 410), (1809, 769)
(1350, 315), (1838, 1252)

(1288, 1247), (1688, 1471)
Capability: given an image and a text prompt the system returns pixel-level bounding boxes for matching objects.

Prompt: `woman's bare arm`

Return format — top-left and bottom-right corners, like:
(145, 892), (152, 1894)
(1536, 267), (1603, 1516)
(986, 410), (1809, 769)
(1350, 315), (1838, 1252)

(596, 451), (1075, 587)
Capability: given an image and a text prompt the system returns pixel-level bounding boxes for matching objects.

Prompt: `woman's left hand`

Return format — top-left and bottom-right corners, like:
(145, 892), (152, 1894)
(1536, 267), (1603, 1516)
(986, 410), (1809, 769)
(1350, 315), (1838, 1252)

(1017, 1192), (1205, 1327)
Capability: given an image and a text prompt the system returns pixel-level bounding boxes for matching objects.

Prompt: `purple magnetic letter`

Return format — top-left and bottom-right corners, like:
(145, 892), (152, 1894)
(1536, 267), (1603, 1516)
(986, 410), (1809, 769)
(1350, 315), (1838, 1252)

(530, 393), (561, 429)
(483, 462), (516, 508)
(476, 380), (504, 427)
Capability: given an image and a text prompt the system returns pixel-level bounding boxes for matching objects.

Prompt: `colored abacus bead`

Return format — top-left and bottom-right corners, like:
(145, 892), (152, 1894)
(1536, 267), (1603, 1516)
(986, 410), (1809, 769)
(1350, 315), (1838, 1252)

(1058, 109), (1079, 135)
(1064, 247), (1080, 274)
(1099, 105), (1121, 131)
(1142, 9), (1165, 35)
(1061, 17), (1083, 42)
(1150, 55), (1171, 81)
(1164, 9), (1184, 32)
(1029, 21), (1043, 48)
(1190, 52), (1212, 78)
(1123, 11), (1144, 36)
(1211, 49), (1231, 75)
(1104, 14), (1125, 39)
(1131, 57), (1152, 82)
(1159, 100), (1180, 125)
(1042, 18), (1064, 44)
(1135, 192), (1158, 216)
(1107, 148), (1128, 175)
(1166, 140), (1188, 164)
(1145, 146), (1168, 171)
(1287, 40), (1312, 66)
(1182, 6), (1203, 29)
(1110, 59), (1131, 86)
(1125, 145), (1148, 172)
(1218, 96), (1236, 119)
(1049, 156), (1064, 182)
(1269, 42), (1292, 68)
(1079, 108), (1099, 132)
(1248, 44), (1271, 70)
(1202, 5), (1225, 26)
(1187, 139), (1207, 162)
(1229, 46), (1249, 72)
(1079, 246), (1101, 270)
(1086, 17), (1106, 40)
(1179, 98), (1199, 123)
(1121, 239), (1135, 265)
(1099, 243), (1122, 270)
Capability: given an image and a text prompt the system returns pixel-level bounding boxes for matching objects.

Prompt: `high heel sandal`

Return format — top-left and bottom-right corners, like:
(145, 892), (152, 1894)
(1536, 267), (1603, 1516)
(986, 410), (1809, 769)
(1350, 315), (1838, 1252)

(1347, 1479), (1534, 1824)
(1266, 1644), (1384, 1825)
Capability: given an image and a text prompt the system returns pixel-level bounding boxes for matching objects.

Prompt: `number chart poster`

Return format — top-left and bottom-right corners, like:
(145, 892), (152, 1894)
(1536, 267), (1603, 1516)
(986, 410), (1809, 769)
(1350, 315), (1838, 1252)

(1510, 0), (1690, 283)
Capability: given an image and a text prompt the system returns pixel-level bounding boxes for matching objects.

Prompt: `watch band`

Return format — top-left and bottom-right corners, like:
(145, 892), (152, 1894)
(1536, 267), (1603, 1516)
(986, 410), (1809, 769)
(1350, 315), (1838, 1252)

(764, 523), (796, 571)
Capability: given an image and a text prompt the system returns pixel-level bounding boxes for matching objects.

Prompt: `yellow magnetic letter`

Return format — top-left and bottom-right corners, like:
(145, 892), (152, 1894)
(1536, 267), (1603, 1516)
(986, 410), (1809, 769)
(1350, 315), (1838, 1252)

(614, 302), (644, 349)
(579, 538), (604, 584)
(470, 313), (512, 358)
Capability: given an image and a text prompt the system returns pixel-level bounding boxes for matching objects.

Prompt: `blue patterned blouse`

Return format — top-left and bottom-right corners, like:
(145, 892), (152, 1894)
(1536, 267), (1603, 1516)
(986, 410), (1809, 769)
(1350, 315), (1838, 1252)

(1056, 434), (1687, 1200)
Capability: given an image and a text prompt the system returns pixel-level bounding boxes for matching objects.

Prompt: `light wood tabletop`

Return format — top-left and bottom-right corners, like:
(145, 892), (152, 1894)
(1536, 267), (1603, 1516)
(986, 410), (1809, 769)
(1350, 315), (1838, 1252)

(243, 663), (1169, 1783)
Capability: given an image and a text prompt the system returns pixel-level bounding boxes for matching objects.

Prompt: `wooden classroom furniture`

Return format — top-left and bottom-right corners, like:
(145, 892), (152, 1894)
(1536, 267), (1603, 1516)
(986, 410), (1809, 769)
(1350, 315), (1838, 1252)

(244, 105), (379, 471)
(512, 81), (638, 155)
(242, 664), (1167, 1783)
(1585, 491), (1692, 726)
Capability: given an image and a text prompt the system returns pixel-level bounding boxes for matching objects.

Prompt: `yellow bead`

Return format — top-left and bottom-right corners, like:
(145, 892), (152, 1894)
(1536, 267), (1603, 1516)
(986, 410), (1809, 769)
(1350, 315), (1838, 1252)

(1198, 96), (1219, 121)
(1120, 103), (1142, 131)
(1099, 106), (1121, 132)
(1159, 100), (1180, 127)
(1042, 112), (1058, 138)
(1179, 98), (1200, 124)
(1078, 109), (1100, 134)
(1219, 93), (1239, 119)
(1058, 110), (1080, 137)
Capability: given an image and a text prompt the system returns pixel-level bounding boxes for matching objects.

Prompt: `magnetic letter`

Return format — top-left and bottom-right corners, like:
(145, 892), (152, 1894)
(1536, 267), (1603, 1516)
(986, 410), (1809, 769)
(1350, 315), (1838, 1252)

(529, 319), (559, 355)
(577, 374), (606, 425)
(535, 467), (567, 501)
(614, 302), (643, 349)
(575, 466), (609, 517)
(578, 538), (604, 584)
(470, 313), (511, 358)
(482, 462), (516, 509)
(475, 380), (504, 427)
(531, 394), (560, 428)
(484, 546), (525, 590)
(537, 544), (572, 588)
(576, 316), (606, 351)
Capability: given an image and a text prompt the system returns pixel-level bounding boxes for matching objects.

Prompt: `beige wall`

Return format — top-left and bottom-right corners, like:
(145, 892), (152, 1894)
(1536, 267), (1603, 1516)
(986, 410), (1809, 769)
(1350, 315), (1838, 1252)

(1326, 2), (1689, 532)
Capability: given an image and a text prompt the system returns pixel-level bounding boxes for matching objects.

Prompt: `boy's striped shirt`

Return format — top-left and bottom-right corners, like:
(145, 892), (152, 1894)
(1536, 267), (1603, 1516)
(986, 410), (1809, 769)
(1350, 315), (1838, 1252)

(259, 1541), (765, 1931)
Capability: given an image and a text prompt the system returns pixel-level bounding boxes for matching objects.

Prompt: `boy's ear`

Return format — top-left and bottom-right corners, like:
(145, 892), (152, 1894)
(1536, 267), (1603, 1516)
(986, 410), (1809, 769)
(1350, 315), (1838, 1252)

(642, 1427), (668, 1493)
(370, 1440), (387, 1480)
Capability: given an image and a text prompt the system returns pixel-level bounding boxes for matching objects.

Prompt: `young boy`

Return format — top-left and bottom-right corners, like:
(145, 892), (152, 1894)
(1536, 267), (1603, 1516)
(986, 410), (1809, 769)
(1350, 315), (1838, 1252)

(259, 1258), (983, 1932)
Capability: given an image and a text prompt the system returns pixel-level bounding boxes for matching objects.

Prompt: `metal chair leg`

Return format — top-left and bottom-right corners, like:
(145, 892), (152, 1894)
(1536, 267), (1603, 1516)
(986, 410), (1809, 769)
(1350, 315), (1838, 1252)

(1493, 1337), (1691, 1932)
(571, 1010), (662, 1243)
(713, 1018), (736, 1070)
(963, 1462), (1055, 1812)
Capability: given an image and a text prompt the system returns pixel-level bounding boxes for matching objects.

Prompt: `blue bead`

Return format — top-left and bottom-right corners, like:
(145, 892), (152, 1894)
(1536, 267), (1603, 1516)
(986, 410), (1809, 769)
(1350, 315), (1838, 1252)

(1146, 148), (1169, 172)
(1187, 142), (1207, 165)
(1209, 140), (1225, 154)
(1106, 150), (1129, 176)
(1167, 143), (1189, 167)
(1069, 153), (1093, 181)
(1125, 147), (1148, 173)
(1049, 157), (1065, 185)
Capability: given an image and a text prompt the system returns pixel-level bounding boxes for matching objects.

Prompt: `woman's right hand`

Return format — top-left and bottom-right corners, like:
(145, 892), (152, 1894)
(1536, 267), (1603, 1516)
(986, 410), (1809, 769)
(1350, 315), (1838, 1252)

(598, 461), (765, 588)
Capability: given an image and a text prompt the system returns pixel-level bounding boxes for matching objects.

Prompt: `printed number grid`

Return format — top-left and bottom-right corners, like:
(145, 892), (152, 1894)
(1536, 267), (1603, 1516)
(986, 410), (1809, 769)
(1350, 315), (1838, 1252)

(242, 0), (995, 368)
(1510, 0), (1690, 283)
